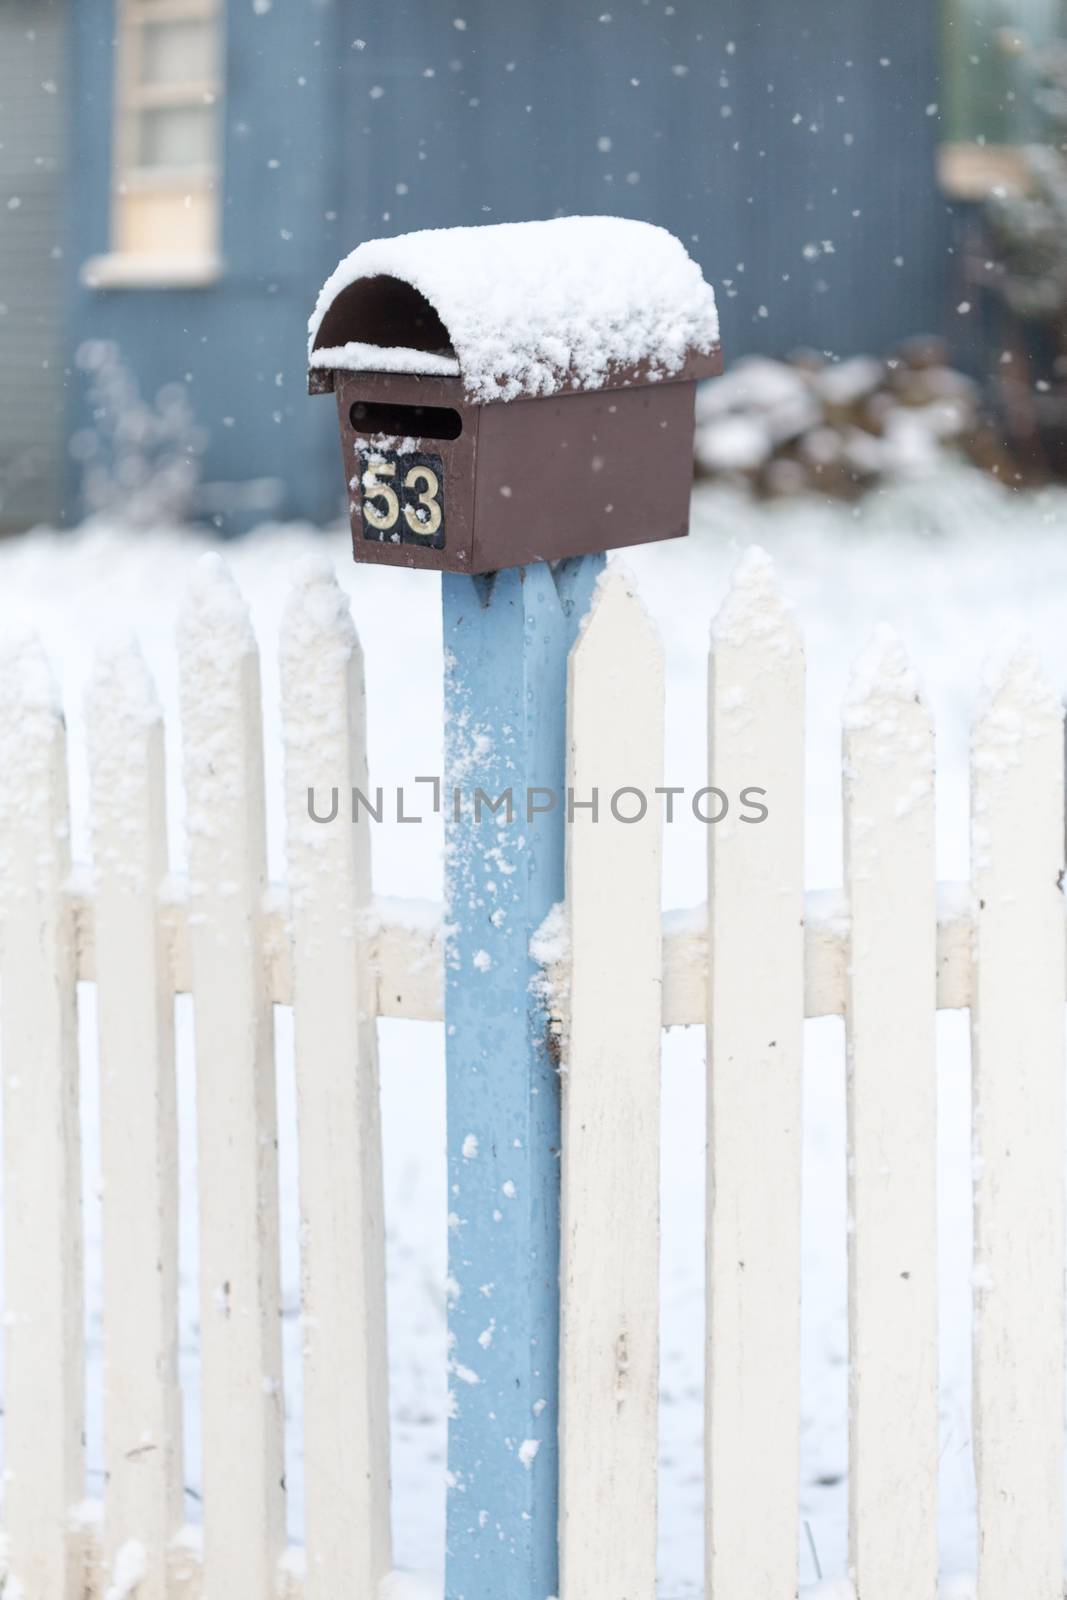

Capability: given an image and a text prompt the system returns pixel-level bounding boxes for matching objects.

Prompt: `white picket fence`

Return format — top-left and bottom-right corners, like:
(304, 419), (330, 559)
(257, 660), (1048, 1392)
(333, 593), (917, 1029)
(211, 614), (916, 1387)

(0, 549), (1064, 1600)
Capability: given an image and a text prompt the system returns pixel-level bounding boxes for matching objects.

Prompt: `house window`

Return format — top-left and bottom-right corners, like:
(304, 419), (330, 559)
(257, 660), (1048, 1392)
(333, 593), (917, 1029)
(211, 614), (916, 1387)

(85, 0), (223, 286)
(941, 0), (1062, 196)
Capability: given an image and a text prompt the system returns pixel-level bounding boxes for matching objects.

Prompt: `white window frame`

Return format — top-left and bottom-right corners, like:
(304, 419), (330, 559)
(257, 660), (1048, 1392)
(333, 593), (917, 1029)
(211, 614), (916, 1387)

(83, 0), (224, 289)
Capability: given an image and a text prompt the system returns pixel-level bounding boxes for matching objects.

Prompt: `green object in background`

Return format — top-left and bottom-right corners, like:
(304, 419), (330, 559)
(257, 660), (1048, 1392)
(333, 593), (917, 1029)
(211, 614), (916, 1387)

(943, 0), (1063, 143)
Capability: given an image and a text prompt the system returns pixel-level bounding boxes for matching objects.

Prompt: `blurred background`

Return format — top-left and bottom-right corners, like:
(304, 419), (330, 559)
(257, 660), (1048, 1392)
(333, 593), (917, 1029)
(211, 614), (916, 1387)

(2, 0), (1066, 535)
(5, 10), (1067, 1588)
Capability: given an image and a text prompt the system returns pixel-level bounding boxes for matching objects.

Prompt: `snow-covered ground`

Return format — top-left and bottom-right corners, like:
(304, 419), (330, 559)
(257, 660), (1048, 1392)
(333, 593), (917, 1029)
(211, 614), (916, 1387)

(2, 463), (1067, 1595)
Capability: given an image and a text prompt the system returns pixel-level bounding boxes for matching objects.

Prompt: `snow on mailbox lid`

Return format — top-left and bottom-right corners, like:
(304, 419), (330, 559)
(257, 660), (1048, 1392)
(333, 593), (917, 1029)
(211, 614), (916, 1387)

(309, 217), (723, 574)
(307, 215), (720, 404)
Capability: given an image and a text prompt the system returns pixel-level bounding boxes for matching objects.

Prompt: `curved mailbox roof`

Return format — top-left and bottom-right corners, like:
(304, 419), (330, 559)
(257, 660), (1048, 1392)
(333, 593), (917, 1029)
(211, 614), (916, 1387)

(308, 215), (720, 404)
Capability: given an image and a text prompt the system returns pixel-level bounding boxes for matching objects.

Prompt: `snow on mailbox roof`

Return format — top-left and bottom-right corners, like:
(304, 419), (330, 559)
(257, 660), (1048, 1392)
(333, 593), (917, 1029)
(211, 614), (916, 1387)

(308, 215), (720, 404)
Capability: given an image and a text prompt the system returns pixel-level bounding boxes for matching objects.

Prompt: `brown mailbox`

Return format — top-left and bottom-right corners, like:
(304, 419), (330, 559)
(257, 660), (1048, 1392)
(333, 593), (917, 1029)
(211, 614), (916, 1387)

(308, 216), (722, 575)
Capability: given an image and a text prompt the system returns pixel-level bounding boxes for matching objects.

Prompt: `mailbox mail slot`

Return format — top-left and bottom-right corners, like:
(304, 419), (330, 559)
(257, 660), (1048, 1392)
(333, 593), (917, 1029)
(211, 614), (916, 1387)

(309, 216), (722, 574)
(349, 401), (463, 440)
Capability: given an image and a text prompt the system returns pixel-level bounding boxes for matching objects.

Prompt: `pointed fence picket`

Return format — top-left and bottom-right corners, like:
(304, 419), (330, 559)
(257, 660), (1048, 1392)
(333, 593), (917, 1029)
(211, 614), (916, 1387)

(705, 552), (805, 1600)
(279, 560), (391, 1600)
(559, 571), (665, 1600)
(843, 631), (938, 1600)
(970, 651), (1066, 1600)
(88, 644), (183, 1600)
(177, 558), (287, 1600)
(0, 550), (1066, 1600)
(0, 632), (84, 1600)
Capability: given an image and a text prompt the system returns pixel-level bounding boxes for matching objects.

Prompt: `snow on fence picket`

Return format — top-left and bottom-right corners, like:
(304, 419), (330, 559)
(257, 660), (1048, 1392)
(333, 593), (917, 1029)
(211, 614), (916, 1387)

(970, 650), (1066, 1600)
(842, 629), (938, 1600)
(0, 549), (1064, 1599)
(88, 644), (183, 1600)
(560, 571), (664, 1600)
(705, 552), (805, 1600)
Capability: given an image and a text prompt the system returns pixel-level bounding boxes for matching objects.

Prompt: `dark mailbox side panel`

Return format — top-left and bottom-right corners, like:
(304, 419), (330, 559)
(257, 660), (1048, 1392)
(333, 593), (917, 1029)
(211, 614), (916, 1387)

(470, 381), (698, 575)
(335, 371), (480, 572)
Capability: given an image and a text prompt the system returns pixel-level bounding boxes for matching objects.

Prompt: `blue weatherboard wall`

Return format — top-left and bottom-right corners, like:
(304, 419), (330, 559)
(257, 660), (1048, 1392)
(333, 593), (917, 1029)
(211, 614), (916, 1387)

(65, 0), (950, 528)
(64, 0), (350, 528)
(337, 0), (950, 361)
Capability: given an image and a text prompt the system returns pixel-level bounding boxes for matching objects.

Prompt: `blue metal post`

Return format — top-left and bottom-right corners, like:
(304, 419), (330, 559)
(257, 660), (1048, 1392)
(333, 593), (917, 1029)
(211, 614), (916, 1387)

(442, 555), (604, 1600)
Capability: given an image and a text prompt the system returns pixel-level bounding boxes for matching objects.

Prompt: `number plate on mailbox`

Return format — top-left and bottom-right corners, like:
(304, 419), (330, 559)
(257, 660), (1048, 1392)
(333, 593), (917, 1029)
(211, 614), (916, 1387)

(357, 448), (446, 550)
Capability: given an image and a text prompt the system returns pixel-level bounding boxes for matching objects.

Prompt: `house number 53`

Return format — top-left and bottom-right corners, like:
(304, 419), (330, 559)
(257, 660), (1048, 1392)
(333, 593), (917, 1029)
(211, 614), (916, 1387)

(358, 449), (446, 549)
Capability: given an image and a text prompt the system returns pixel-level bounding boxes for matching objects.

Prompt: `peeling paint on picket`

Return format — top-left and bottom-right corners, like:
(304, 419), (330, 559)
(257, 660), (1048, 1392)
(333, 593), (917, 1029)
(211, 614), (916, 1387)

(0, 554), (1065, 1600)
(88, 642), (183, 1600)
(560, 570), (664, 1600)
(177, 557), (287, 1600)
